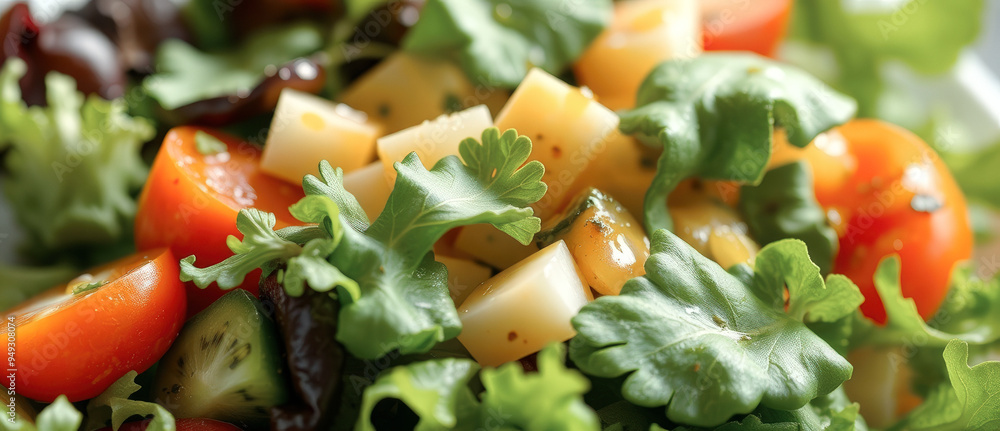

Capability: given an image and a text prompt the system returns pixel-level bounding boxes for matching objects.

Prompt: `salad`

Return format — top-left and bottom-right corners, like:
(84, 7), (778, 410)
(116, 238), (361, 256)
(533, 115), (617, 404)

(0, 0), (998, 430)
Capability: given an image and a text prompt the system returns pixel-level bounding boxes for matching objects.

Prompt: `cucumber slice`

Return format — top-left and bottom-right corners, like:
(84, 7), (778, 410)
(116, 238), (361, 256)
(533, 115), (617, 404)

(155, 289), (287, 427)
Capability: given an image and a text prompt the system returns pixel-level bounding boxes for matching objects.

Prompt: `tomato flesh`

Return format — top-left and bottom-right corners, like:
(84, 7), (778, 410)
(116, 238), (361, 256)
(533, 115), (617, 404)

(135, 126), (303, 316)
(7, 249), (186, 402)
(701, 0), (792, 57)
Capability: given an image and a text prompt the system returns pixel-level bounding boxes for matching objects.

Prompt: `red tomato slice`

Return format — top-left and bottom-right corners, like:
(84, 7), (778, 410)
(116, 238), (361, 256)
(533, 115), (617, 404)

(7, 249), (186, 402)
(701, 0), (792, 57)
(135, 126), (303, 316)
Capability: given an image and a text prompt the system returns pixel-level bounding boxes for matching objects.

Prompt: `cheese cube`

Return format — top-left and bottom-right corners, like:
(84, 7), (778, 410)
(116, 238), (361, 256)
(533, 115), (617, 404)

(376, 105), (494, 182)
(342, 162), (391, 223)
(262, 89), (379, 184)
(457, 241), (592, 366)
(436, 255), (493, 306)
(454, 224), (539, 270)
(494, 68), (619, 220)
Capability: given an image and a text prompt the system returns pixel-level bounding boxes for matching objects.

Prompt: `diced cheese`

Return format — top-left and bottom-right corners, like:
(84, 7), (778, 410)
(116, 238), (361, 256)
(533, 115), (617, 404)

(574, 0), (701, 110)
(339, 52), (508, 135)
(436, 255), (493, 306)
(342, 162), (392, 223)
(494, 68), (619, 220)
(261, 89), (380, 184)
(564, 129), (657, 219)
(457, 241), (592, 367)
(376, 105), (494, 182)
(453, 224), (539, 270)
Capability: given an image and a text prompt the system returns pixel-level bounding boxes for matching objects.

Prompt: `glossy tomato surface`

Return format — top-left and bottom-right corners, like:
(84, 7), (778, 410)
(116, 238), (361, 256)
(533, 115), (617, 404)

(701, 0), (792, 57)
(8, 249), (186, 402)
(135, 126), (303, 316)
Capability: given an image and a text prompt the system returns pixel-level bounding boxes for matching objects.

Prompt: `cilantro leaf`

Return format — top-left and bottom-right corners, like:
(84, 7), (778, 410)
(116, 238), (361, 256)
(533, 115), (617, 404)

(83, 371), (176, 431)
(302, 162), (370, 233)
(355, 344), (599, 431)
(143, 23), (322, 110)
(570, 230), (854, 427)
(740, 161), (839, 275)
(2, 396), (82, 431)
(788, 0), (984, 117)
(403, 0), (611, 87)
(617, 53), (856, 233)
(0, 59), (154, 252)
(896, 341), (1000, 430)
(333, 128), (546, 358)
(672, 387), (866, 431)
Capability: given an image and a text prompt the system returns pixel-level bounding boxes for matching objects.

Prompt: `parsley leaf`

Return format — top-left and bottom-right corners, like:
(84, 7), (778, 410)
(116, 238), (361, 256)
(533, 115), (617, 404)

(740, 161), (839, 275)
(355, 344), (599, 431)
(896, 341), (1000, 431)
(83, 371), (176, 431)
(2, 396), (82, 431)
(0, 59), (154, 253)
(618, 53), (856, 233)
(403, 0), (612, 87)
(570, 230), (855, 427)
(143, 23), (322, 110)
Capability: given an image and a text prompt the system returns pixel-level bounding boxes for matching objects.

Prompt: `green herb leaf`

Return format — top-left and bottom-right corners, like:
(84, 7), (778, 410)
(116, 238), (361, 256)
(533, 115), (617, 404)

(740, 161), (839, 275)
(672, 387), (866, 431)
(895, 341), (1000, 430)
(355, 344), (598, 431)
(194, 131), (228, 155)
(144, 23), (322, 110)
(403, 0), (611, 87)
(617, 53), (856, 234)
(33, 396), (82, 431)
(570, 230), (853, 427)
(302, 162), (370, 233)
(84, 370), (176, 431)
(0, 59), (154, 252)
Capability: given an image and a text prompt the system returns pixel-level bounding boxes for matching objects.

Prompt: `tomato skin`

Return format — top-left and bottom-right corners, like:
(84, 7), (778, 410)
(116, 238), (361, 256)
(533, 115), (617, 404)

(796, 120), (972, 323)
(701, 0), (792, 57)
(100, 418), (242, 431)
(10, 249), (186, 402)
(135, 127), (303, 316)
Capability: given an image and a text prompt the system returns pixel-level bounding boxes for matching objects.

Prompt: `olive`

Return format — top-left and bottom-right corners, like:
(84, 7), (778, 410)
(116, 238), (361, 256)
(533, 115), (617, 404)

(0, 2), (44, 105)
(36, 14), (126, 100)
(70, 0), (191, 72)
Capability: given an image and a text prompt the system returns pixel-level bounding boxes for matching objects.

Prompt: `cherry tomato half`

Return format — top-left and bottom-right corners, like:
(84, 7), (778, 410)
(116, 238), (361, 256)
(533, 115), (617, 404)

(6, 249), (186, 402)
(135, 127), (303, 316)
(777, 120), (972, 324)
(701, 0), (792, 57)
(101, 418), (242, 431)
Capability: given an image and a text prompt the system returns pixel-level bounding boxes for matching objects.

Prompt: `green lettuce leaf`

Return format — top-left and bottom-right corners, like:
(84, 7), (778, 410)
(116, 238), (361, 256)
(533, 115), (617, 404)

(672, 387), (865, 431)
(617, 53), (856, 233)
(0, 59), (154, 252)
(355, 343), (599, 431)
(84, 371), (176, 431)
(143, 23), (322, 110)
(893, 341), (1000, 431)
(789, 0), (984, 117)
(740, 161), (839, 275)
(1, 396), (81, 431)
(570, 230), (857, 427)
(402, 0), (611, 87)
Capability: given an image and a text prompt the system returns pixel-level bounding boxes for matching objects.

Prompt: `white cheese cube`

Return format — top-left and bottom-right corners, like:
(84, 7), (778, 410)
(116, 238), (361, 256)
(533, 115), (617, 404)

(435, 255), (493, 306)
(376, 105), (494, 182)
(342, 162), (391, 223)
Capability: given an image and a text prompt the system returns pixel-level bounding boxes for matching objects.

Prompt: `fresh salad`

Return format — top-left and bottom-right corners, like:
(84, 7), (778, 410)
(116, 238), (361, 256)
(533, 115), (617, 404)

(1, 0), (998, 430)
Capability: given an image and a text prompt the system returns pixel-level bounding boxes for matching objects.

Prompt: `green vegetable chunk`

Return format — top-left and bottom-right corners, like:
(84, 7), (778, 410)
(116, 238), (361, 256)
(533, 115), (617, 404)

(617, 53), (856, 234)
(570, 230), (859, 427)
(0, 59), (154, 253)
(897, 341), (1000, 430)
(403, 0), (612, 88)
(84, 371), (176, 431)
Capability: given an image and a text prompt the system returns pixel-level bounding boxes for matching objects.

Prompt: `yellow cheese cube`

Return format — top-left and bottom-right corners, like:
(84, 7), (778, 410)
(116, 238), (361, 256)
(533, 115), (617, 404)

(342, 162), (391, 223)
(339, 53), (508, 135)
(436, 255), (493, 306)
(564, 129), (658, 219)
(261, 89), (380, 184)
(457, 241), (593, 367)
(574, 0), (701, 110)
(376, 105), (494, 182)
(494, 68), (619, 220)
(453, 224), (539, 270)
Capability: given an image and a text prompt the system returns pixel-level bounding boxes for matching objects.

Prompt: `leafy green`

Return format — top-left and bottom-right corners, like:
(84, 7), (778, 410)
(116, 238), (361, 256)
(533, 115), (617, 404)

(673, 388), (865, 431)
(181, 128), (546, 359)
(891, 341), (1000, 431)
(84, 371), (176, 431)
(1, 396), (82, 431)
(789, 0), (984, 117)
(403, 0), (611, 88)
(143, 23), (322, 110)
(194, 131), (227, 155)
(355, 343), (599, 431)
(740, 161), (838, 275)
(617, 53), (856, 233)
(570, 230), (857, 427)
(0, 59), (154, 252)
